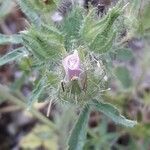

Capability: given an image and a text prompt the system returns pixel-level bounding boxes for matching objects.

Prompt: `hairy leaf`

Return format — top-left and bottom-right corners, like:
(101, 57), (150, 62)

(0, 34), (22, 45)
(68, 105), (90, 150)
(17, 0), (41, 26)
(89, 29), (116, 53)
(22, 25), (65, 61)
(81, 1), (122, 53)
(91, 99), (137, 127)
(41, 24), (64, 42)
(0, 47), (27, 66)
(61, 6), (83, 50)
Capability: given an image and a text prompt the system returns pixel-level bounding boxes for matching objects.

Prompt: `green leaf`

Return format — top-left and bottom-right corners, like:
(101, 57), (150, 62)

(115, 48), (133, 61)
(22, 34), (47, 60)
(68, 105), (90, 150)
(28, 77), (46, 108)
(0, 34), (22, 45)
(17, 0), (41, 26)
(0, 47), (27, 66)
(91, 99), (137, 127)
(61, 6), (83, 50)
(80, 9), (94, 40)
(89, 29), (116, 53)
(81, 1), (123, 53)
(71, 80), (82, 94)
(41, 24), (64, 42)
(114, 66), (132, 88)
(22, 25), (65, 61)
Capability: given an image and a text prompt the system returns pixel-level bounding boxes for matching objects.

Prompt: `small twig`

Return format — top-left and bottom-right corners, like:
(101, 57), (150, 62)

(46, 99), (53, 117)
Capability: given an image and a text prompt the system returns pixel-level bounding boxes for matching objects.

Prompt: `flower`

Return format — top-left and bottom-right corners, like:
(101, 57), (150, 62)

(62, 50), (82, 80)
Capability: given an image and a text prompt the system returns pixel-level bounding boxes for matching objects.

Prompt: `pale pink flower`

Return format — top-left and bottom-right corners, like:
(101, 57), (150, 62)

(62, 50), (82, 80)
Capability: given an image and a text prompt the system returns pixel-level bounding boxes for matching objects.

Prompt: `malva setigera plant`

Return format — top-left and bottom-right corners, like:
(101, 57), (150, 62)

(0, 0), (137, 149)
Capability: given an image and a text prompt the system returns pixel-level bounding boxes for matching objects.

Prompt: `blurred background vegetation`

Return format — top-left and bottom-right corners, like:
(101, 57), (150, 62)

(0, 0), (150, 150)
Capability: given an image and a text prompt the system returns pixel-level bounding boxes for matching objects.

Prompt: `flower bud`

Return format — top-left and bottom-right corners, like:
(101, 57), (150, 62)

(62, 50), (87, 95)
(62, 50), (82, 80)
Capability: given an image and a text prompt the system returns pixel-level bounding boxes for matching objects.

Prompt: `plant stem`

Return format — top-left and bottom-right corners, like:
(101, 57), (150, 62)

(0, 84), (59, 134)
